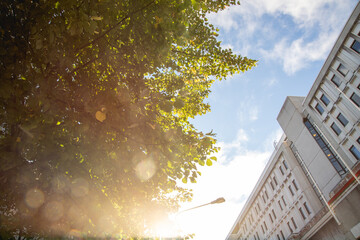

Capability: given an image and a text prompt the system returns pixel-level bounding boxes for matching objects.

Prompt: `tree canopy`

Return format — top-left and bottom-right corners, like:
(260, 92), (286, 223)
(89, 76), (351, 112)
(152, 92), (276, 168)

(0, 0), (256, 238)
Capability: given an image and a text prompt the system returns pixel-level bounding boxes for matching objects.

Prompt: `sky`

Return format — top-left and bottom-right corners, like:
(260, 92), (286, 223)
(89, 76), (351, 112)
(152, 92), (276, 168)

(160, 0), (359, 239)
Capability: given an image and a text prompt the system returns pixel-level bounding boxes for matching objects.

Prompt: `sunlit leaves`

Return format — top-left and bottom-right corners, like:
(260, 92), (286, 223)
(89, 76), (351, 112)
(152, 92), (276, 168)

(0, 0), (254, 237)
(95, 111), (106, 122)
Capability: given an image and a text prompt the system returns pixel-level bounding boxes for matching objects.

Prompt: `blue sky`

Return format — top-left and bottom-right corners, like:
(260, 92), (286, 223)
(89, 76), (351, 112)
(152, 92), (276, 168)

(162, 1), (360, 240)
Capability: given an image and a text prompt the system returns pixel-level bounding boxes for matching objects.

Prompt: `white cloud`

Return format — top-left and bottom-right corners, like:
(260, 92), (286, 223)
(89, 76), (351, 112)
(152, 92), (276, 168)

(266, 77), (279, 87)
(260, 31), (338, 74)
(175, 128), (275, 239)
(208, 0), (356, 74)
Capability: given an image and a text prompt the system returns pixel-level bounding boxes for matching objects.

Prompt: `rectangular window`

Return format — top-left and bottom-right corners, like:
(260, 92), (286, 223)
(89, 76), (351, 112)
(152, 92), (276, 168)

(350, 145), (360, 160)
(262, 195), (266, 203)
(270, 181), (275, 190)
(282, 196), (287, 206)
(304, 202), (311, 215)
(315, 103), (324, 114)
(287, 222), (293, 233)
(269, 213), (273, 223)
(273, 176), (278, 185)
(265, 190), (269, 199)
(283, 160), (288, 170)
(350, 92), (360, 107)
(272, 209), (277, 219)
(280, 230), (285, 240)
(337, 113), (349, 127)
(278, 200), (283, 210)
(292, 179), (299, 191)
(304, 119), (346, 176)
(288, 185), (294, 196)
(331, 122), (342, 136)
(261, 224), (265, 234)
(351, 39), (360, 54)
(320, 94), (330, 106)
(264, 221), (268, 230)
(257, 202), (261, 212)
(337, 63), (348, 76)
(291, 217), (297, 229)
(256, 232), (260, 240)
(299, 207), (306, 220)
(331, 74), (341, 87)
(277, 234), (281, 240)
(279, 165), (284, 175)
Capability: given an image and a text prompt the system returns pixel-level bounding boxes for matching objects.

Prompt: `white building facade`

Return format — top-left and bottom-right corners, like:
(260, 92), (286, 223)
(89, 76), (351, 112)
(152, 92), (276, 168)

(226, 2), (360, 240)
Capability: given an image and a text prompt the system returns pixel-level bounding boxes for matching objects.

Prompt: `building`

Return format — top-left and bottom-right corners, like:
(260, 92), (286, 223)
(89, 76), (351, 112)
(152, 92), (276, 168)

(226, 3), (360, 240)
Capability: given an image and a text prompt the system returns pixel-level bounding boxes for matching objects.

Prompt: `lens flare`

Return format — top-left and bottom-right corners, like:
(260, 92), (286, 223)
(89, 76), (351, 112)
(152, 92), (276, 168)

(25, 188), (45, 209)
(135, 158), (157, 181)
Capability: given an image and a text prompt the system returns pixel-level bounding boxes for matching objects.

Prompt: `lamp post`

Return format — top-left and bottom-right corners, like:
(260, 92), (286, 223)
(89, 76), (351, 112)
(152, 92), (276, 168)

(177, 197), (225, 214)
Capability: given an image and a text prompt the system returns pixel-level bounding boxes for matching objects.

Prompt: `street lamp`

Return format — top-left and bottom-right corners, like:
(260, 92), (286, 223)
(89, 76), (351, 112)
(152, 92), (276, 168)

(177, 197), (225, 214)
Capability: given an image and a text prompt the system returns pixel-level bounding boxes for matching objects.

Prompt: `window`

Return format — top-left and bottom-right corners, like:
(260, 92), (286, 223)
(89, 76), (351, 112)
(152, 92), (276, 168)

(262, 195), (266, 203)
(269, 213), (273, 223)
(350, 92), (360, 107)
(337, 113), (349, 127)
(331, 122), (342, 136)
(304, 119), (346, 176)
(350, 145), (360, 160)
(351, 39), (360, 54)
(320, 94), (330, 106)
(281, 196), (287, 206)
(264, 221), (268, 230)
(257, 202), (261, 212)
(283, 160), (288, 170)
(292, 179), (299, 191)
(337, 63), (348, 76)
(256, 232), (260, 240)
(357, 137), (360, 145)
(272, 209), (277, 219)
(288, 185), (294, 196)
(287, 222), (293, 233)
(265, 190), (269, 200)
(261, 224), (265, 234)
(270, 181), (275, 190)
(291, 217), (297, 229)
(299, 207), (306, 220)
(315, 103), (324, 114)
(304, 202), (311, 215)
(273, 176), (278, 185)
(331, 74), (341, 87)
(278, 200), (283, 211)
(280, 230), (285, 240)
(279, 165), (284, 175)
(277, 234), (281, 240)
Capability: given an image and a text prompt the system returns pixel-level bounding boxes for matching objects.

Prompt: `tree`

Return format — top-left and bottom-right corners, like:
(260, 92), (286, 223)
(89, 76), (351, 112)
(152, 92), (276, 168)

(0, 0), (256, 238)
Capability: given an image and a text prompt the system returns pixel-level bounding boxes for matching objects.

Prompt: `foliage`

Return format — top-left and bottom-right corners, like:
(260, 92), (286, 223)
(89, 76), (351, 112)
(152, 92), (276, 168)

(0, 0), (256, 237)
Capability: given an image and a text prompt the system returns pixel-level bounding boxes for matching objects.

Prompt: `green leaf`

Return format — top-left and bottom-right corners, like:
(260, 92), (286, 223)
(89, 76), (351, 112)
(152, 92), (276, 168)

(182, 177), (187, 184)
(206, 159), (212, 166)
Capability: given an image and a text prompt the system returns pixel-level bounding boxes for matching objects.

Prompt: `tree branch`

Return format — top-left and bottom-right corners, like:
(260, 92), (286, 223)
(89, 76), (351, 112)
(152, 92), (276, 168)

(75, 0), (156, 53)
